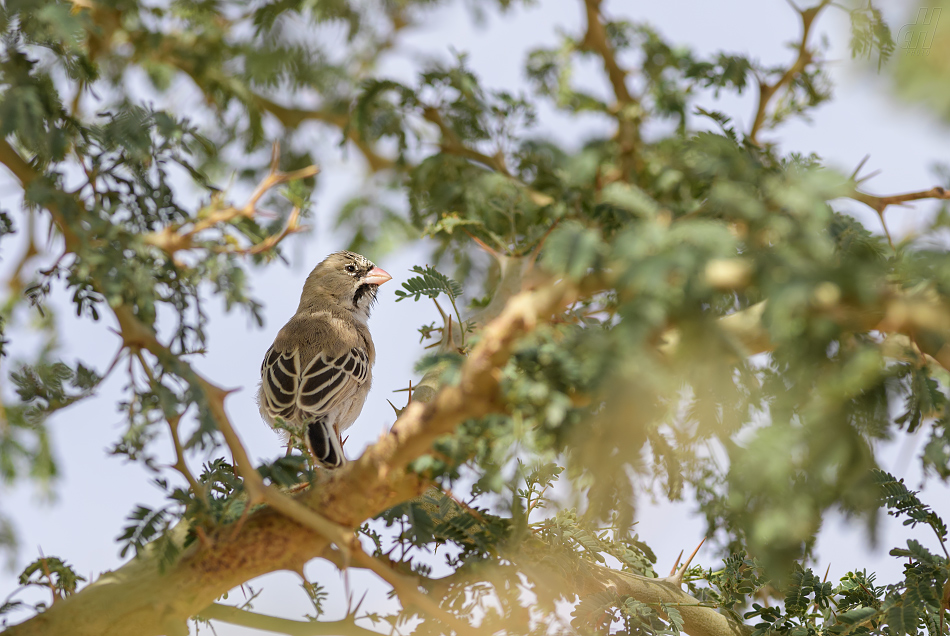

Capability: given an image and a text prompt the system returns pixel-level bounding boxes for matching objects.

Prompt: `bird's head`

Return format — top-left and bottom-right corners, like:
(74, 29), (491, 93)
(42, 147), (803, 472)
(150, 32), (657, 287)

(298, 251), (392, 320)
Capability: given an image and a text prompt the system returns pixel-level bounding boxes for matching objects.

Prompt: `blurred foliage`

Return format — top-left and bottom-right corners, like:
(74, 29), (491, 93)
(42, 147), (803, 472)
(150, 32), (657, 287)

(699, 472), (950, 636)
(891, 2), (950, 119)
(0, 0), (949, 634)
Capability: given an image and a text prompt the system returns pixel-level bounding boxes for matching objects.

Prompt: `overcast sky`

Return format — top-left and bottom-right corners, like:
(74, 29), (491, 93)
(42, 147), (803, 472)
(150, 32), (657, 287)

(2, 1), (949, 634)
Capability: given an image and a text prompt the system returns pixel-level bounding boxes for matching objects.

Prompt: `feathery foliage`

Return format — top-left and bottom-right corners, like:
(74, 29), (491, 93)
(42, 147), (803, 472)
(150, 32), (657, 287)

(1, 0), (950, 635)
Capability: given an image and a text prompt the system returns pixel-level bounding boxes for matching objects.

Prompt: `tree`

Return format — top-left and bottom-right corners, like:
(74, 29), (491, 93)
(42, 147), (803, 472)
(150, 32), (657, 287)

(0, 0), (949, 634)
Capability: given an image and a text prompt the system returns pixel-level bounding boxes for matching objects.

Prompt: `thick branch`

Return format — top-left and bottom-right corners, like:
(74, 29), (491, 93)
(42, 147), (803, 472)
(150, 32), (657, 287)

(6, 131), (946, 636)
(3, 275), (580, 636)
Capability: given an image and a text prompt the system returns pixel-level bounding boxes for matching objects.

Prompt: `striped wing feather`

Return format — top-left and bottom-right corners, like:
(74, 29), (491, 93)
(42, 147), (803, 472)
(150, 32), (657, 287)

(260, 346), (368, 423)
(260, 348), (300, 421)
(298, 347), (368, 413)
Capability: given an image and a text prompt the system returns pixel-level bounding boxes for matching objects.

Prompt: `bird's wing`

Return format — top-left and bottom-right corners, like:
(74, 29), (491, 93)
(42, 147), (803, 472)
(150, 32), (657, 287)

(296, 346), (369, 416)
(259, 313), (369, 426)
(259, 346), (301, 422)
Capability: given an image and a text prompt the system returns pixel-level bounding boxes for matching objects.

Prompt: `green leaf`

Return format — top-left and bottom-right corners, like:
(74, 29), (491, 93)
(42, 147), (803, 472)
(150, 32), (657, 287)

(18, 556), (86, 597)
(872, 469), (948, 540)
(886, 600), (918, 636)
(834, 606), (878, 625)
(849, 5), (895, 70)
(117, 505), (170, 559)
(541, 222), (604, 280)
(394, 265), (464, 303)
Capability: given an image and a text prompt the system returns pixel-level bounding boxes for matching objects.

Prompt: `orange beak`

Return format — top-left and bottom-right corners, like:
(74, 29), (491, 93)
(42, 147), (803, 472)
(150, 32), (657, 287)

(363, 266), (392, 286)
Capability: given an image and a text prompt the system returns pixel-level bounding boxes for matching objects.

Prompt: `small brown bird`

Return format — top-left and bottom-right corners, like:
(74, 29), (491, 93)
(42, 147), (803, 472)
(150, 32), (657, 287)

(258, 251), (391, 468)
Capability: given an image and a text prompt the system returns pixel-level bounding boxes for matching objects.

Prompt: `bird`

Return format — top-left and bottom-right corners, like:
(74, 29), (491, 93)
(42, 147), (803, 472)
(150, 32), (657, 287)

(258, 251), (392, 469)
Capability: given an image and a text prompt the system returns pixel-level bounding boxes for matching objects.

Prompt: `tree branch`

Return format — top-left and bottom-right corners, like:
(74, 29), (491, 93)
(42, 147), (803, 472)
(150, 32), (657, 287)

(579, 0), (642, 176)
(129, 33), (395, 174)
(235, 205), (307, 256)
(661, 287), (950, 375)
(748, 0), (830, 145)
(197, 603), (380, 636)
(583, 566), (752, 636)
(251, 94), (395, 173)
(0, 140), (78, 255)
(143, 143), (318, 257)
(422, 106), (509, 176)
(347, 547), (480, 636)
(2, 269), (581, 635)
(845, 184), (950, 248)
(134, 351), (206, 500)
(848, 185), (950, 214)
(580, 0), (635, 108)
(420, 106), (554, 207)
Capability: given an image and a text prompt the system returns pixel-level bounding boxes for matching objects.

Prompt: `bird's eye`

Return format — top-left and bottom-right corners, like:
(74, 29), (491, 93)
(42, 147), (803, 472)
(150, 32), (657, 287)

(345, 264), (357, 273)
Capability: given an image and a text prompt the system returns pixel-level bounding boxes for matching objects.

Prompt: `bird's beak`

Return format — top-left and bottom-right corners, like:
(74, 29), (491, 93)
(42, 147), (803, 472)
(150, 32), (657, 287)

(363, 267), (392, 286)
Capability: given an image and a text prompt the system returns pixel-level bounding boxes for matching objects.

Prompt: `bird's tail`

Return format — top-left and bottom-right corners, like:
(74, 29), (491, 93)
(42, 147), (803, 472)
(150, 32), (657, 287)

(306, 417), (346, 469)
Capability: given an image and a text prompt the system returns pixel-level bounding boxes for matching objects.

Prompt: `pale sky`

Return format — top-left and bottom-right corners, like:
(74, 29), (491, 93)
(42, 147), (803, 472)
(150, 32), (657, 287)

(2, 1), (949, 634)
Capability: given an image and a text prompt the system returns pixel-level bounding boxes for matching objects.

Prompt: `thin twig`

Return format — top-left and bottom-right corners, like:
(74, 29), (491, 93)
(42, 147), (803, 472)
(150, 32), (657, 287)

(144, 143), (319, 256)
(348, 546), (480, 636)
(224, 207), (308, 256)
(439, 486), (488, 525)
(422, 106), (509, 176)
(849, 186), (950, 214)
(37, 553), (61, 605)
(251, 93), (394, 172)
(198, 602), (380, 636)
(848, 185), (950, 249)
(134, 350), (206, 501)
(580, 0), (635, 107)
(463, 229), (503, 260)
(260, 486), (479, 635)
(748, 0), (831, 144)
(421, 106), (554, 207)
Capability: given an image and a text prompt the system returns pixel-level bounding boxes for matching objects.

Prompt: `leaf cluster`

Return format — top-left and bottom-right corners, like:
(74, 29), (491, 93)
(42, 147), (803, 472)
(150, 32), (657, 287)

(3, 0), (950, 635)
